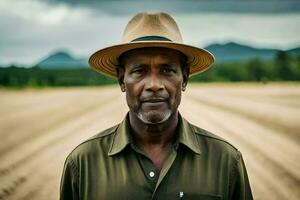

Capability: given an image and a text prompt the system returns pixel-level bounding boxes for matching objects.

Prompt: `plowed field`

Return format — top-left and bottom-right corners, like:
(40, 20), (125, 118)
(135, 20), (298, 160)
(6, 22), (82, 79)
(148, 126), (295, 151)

(0, 83), (299, 200)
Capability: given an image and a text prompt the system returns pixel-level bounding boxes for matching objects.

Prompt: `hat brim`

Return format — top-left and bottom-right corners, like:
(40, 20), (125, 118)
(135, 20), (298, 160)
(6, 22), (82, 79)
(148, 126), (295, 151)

(89, 41), (215, 78)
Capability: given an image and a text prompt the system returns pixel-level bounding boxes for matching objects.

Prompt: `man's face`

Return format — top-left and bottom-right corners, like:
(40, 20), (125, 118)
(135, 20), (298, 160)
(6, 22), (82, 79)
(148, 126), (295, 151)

(118, 47), (189, 124)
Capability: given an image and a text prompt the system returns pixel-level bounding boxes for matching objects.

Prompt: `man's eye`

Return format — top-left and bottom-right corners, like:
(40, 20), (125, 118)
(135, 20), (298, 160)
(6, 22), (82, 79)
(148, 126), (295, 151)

(132, 69), (145, 74)
(162, 68), (175, 74)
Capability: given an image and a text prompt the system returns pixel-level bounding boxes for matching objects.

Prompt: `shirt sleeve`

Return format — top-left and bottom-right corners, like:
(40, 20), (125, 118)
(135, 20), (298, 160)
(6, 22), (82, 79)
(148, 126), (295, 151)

(229, 151), (254, 200)
(60, 156), (79, 200)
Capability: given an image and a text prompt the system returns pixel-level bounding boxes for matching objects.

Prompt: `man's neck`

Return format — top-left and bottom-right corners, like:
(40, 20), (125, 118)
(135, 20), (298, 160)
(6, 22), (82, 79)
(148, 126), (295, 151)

(128, 111), (179, 148)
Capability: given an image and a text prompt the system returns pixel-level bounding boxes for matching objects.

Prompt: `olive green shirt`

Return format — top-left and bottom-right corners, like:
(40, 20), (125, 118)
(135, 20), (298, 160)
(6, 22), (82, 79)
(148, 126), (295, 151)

(60, 113), (253, 200)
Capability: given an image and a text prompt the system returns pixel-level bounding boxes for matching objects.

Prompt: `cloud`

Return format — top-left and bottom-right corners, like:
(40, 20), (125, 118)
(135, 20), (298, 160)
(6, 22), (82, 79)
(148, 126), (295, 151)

(0, 0), (299, 66)
(0, 0), (128, 65)
(41, 0), (300, 14)
(177, 13), (300, 48)
(0, 0), (91, 24)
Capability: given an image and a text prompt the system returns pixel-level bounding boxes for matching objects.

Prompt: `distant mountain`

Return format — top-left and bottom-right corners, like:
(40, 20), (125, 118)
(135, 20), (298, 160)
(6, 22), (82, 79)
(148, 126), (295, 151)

(33, 42), (300, 69)
(287, 47), (300, 56)
(204, 42), (299, 62)
(35, 51), (88, 68)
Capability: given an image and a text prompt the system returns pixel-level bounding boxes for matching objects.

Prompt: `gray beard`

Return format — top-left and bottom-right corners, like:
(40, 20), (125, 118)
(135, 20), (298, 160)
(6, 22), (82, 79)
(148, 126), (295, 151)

(136, 109), (172, 124)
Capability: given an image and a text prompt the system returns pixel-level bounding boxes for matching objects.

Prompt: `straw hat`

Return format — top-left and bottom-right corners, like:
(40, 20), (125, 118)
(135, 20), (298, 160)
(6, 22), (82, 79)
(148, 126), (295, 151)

(89, 12), (214, 78)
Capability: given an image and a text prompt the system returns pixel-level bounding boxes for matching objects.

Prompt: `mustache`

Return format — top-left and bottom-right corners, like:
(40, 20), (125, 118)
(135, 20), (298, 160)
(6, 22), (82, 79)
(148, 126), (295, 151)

(140, 94), (169, 102)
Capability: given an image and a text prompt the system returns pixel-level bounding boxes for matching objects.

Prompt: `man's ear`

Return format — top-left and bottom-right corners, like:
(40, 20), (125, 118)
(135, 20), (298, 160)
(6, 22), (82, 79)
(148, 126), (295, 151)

(182, 66), (190, 92)
(116, 67), (126, 92)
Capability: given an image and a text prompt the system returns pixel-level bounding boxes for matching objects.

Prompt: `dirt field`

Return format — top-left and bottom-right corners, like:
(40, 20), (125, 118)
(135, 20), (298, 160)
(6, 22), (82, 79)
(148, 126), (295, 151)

(0, 83), (299, 200)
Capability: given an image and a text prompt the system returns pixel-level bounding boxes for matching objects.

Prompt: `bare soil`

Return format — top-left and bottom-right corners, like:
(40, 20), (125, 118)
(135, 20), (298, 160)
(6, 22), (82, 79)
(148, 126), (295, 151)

(0, 83), (299, 200)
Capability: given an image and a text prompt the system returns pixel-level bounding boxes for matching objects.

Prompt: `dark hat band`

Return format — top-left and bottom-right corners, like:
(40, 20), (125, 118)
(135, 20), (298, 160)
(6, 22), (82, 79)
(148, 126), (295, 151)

(131, 36), (172, 42)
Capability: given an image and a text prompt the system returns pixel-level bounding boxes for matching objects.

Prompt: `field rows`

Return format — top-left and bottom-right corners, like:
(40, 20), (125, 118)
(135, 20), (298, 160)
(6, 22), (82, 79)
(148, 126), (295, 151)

(0, 83), (299, 200)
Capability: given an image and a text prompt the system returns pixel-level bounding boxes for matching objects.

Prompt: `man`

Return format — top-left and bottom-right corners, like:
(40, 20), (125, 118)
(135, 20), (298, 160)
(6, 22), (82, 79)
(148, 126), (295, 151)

(60, 12), (253, 200)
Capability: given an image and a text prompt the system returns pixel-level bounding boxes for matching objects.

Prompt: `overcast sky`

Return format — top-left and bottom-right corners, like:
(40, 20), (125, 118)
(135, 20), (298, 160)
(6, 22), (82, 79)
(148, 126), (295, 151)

(0, 0), (300, 66)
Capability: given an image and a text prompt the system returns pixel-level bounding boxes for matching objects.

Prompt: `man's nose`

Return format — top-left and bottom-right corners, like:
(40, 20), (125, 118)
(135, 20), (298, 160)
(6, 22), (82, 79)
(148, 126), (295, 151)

(145, 73), (164, 92)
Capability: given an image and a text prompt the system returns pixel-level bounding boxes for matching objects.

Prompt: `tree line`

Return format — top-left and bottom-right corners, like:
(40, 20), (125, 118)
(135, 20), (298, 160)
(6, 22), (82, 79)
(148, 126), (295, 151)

(0, 51), (299, 88)
(190, 51), (300, 82)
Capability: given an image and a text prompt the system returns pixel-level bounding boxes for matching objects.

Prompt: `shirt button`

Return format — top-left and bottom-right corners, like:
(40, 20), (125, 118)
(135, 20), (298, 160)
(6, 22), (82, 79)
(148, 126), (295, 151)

(149, 171), (155, 178)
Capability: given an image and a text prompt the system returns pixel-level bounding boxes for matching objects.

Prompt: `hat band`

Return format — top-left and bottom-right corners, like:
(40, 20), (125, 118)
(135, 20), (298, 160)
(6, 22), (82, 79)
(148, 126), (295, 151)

(131, 36), (172, 42)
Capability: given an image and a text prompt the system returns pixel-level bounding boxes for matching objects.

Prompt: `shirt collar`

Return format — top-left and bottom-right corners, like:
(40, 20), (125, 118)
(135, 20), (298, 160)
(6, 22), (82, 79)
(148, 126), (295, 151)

(108, 113), (131, 156)
(108, 113), (201, 156)
(177, 115), (202, 155)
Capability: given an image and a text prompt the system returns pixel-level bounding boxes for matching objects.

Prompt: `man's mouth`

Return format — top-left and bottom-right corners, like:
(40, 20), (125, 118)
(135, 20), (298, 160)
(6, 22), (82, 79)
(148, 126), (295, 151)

(141, 96), (169, 103)
(142, 98), (166, 103)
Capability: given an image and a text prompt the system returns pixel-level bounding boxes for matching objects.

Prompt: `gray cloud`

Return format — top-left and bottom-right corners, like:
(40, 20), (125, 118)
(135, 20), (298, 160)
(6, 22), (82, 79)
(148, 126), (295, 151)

(42, 0), (300, 14)
(1, 0), (299, 66)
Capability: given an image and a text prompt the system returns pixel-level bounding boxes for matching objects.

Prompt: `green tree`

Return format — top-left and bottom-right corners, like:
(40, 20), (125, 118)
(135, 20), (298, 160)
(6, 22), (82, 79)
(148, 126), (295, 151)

(274, 51), (292, 80)
(246, 58), (266, 82)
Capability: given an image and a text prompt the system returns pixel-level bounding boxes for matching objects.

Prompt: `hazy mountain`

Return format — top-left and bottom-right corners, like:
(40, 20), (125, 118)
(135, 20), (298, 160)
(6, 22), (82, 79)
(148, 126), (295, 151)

(286, 47), (300, 56)
(35, 51), (88, 68)
(33, 42), (299, 69)
(205, 42), (281, 62)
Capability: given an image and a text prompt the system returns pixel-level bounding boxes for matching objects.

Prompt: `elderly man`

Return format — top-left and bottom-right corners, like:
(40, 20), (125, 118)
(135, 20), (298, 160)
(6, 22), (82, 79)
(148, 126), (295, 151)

(60, 12), (253, 200)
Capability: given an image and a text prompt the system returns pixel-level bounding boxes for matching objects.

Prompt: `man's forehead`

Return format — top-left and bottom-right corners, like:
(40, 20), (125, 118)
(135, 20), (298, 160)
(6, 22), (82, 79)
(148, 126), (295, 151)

(119, 47), (184, 64)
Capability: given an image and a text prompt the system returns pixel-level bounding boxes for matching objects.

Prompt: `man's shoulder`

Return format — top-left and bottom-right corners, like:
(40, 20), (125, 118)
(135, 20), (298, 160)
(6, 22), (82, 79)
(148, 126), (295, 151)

(188, 122), (240, 156)
(67, 124), (119, 159)
(88, 124), (119, 141)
